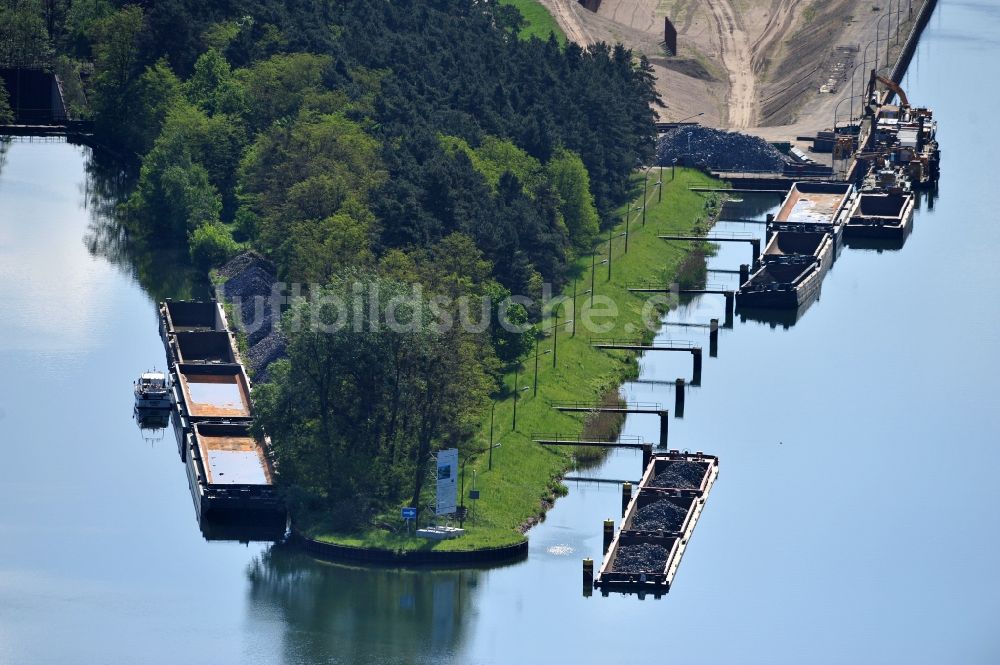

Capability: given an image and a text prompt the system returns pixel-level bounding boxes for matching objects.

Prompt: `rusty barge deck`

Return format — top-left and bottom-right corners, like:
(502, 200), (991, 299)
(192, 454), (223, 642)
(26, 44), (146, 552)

(159, 299), (285, 533)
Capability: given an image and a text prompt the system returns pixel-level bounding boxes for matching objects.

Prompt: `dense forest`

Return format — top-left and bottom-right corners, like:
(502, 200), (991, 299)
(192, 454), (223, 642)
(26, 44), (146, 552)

(2, 0), (660, 526)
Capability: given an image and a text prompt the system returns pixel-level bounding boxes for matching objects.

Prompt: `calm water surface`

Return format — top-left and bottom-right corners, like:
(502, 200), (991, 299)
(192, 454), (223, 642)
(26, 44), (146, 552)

(2, 2), (999, 663)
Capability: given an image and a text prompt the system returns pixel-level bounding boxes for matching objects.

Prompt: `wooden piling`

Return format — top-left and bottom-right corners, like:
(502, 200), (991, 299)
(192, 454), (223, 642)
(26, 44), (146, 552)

(583, 558), (594, 594)
(621, 482), (632, 517)
(641, 444), (653, 473)
(675, 378), (686, 417)
(658, 411), (669, 447)
(751, 238), (761, 266)
(739, 263), (750, 286)
(603, 519), (614, 554)
(709, 318), (719, 358)
(692, 348), (702, 385)
(724, 291), (734, 327)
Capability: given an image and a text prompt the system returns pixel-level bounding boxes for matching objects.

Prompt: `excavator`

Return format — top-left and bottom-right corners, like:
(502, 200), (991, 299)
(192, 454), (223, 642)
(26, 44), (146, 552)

(866, 70), (909, 111)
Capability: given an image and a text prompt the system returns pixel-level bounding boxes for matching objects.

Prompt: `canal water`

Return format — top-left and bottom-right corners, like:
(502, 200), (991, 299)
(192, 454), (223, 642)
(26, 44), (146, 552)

(2, 2), (998, 662)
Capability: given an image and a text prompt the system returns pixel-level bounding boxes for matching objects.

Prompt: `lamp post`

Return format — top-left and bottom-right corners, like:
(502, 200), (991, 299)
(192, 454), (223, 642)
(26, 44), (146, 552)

(590, 253), (608, 307)
(674, 111), (705, 123)
(533, 334), (551, 397)
(512, 366), (528, 430)
(607, 227), (613, 281)
(624, 209), (630, 253)
(571, 278), (578, 337)
(489, 400), (497, 470)
(641, 171), (649, 225)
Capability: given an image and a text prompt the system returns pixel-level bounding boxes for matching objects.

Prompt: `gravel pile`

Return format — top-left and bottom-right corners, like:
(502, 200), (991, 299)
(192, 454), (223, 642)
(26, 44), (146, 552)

(216, 251), (275, 282)
(648, 462), (707, 490)
(612, 543), (670, 574)
(657, 126), (787, 172)
(247, 331), (286, 382)
(217, 252), (286, 379)
(631, 499), (689, 532)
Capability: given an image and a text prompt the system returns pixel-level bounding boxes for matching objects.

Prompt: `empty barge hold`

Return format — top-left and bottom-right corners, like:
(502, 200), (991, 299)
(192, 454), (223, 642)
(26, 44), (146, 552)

(184, 422), (284, 524)
(737, 231), (833, 310)
(844, 192), (915, 240)
(595, 452), (719, 595)
(169, 330), (240, 364)
(160, 299), (229, 335)
(766, 182), (857, 242)
(173, 362), (252, 422)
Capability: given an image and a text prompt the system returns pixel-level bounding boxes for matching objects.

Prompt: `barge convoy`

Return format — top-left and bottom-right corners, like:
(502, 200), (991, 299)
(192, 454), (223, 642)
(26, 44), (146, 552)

(159, 299), (286, 538)
(736, 76), (935, 316)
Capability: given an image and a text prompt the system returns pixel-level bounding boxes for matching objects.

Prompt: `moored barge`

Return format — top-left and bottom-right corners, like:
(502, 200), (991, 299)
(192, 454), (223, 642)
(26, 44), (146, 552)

(844, 192), (915, 240)
(184, 422), (284, 523)
(737, 231), (833, 310)
(765, 182), (857, 243)
(594, 451), (719, 595)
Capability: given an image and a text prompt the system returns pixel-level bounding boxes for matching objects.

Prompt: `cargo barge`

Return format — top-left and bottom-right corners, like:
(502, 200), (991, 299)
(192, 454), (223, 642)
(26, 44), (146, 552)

(737, 231), (833, 310)
(843, 192), (915, 241)
(765, 182), (857, 242)
(184, 422), (284, 523)
(158, 299), (286, 534)
(594, 451), (719, 595)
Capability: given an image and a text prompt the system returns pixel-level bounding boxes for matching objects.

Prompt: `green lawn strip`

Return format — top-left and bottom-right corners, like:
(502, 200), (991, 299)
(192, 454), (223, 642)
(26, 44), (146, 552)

(499, 0), (566, 43)
(308, 168), (724, 552)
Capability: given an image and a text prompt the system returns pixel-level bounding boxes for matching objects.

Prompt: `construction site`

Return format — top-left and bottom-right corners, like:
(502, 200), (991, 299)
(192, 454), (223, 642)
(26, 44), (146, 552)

(541, 0), (931, 153)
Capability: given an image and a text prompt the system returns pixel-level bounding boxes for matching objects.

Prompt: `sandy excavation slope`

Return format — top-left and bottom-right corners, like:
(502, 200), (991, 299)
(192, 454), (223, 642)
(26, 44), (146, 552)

(538, 0), (930, 142)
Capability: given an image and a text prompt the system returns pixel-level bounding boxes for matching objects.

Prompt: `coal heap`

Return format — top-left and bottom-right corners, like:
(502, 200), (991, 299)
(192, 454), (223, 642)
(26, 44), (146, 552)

(631, 498), (688, 532)
(657, 126), (787, 172)
(647, 462), (707, 490)
(612, 543), (670, 573)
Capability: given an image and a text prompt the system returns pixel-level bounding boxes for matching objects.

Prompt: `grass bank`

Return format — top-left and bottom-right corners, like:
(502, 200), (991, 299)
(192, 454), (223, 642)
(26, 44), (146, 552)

(303, 167), (724, 553)
(500, 0), (566, 43)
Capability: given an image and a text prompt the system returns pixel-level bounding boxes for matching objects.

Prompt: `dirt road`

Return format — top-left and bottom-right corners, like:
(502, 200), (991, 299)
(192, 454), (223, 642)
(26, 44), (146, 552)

(704, 0), (755, 127)
(538, 0), (593, 45)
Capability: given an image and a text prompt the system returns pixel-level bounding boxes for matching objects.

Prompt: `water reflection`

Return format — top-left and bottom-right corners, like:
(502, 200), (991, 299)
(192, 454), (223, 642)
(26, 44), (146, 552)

(80, 148), (208, 302)
(719, 191), (786, 221)
(0, 137), (9, 181)
(248, 547), (479, 664)
(737, 293), (819, 329)
(134, 408), (170, 445)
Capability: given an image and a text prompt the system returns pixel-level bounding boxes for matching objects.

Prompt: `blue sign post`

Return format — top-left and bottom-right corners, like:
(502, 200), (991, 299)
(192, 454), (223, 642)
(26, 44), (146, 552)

(401, 506), (417, 535)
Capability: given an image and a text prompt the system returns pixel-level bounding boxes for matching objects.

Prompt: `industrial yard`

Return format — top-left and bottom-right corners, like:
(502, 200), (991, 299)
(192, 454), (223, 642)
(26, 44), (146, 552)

(540, 0), (932, 147)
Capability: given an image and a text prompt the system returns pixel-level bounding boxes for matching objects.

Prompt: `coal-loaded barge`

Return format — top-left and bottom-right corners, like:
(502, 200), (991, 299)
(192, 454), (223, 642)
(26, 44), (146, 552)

(159, 299), (286, 538)
(587, 451), (719, 597)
